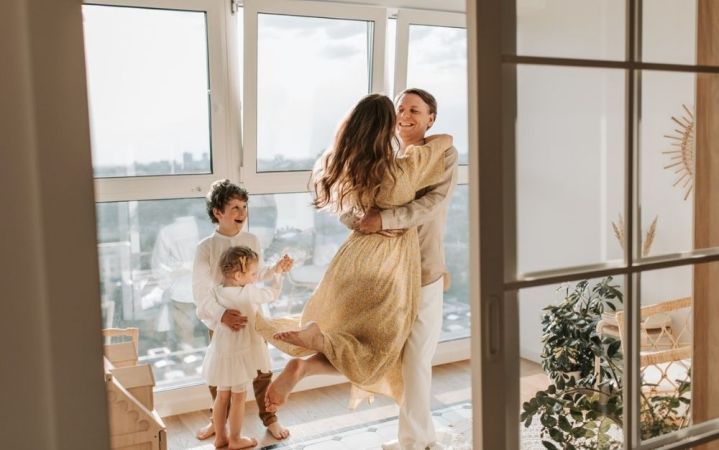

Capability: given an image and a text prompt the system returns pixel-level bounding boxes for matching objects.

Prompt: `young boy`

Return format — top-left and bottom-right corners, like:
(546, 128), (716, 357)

(193, 179), (292, 441)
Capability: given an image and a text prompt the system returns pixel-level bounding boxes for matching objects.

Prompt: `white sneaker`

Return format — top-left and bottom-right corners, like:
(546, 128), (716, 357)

(381, 440), (401, 450)
(381, 440), (446, 450)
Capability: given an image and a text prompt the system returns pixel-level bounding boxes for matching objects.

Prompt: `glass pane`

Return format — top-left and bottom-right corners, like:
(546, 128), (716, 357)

(406, 25), (469, 165)
(83, 6), (212, 178)
(257, 14), (371, 172)
(516, 0), (625, 61)
(519, 277), (626, 449)
(642, 0), (702, 66)
(96, 199), (214, 390)
(637, 71), (699, 259)
(442, 184), (471, 340)
(635, 264), (705, 442)
(515, 65), (625, 274)
(638, 70), (719, 260)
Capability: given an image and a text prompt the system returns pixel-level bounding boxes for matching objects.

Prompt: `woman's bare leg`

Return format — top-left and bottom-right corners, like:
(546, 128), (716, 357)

(265, 354), (336, 412)
(274, 321), (324, 353)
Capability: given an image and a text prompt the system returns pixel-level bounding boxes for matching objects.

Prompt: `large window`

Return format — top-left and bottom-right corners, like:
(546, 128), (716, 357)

(86, 0), (470, 403)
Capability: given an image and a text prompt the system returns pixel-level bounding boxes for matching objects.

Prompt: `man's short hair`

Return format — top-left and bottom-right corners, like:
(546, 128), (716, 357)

(206, 179), (249, 224)
(395, 88), (437, 117)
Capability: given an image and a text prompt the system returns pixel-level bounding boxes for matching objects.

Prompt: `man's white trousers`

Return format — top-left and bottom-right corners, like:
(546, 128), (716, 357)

(398, 277), (444, 449)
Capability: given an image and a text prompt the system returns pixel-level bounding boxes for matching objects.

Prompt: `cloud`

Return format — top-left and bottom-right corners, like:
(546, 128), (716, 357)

(409, 26), (467, 67)
(321, 43), (362, 59)
(259, 13), (366, 41)
(325, 21), (366, 39)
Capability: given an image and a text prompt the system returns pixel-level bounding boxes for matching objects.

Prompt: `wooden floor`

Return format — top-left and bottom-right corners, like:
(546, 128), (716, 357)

(164, 359), (548, 449)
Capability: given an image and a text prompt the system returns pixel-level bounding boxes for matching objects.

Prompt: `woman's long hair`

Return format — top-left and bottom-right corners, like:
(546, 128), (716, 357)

(312, 94), (399, 213)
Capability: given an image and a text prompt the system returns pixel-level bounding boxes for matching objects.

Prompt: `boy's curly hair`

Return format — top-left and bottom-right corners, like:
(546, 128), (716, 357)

(220, 246), (259, 276)
(206, 179), (249, 224)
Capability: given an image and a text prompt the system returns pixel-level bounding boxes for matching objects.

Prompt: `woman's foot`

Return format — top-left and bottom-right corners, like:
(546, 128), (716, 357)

(228, 436), (257, 449)
(265, 358), (306, 413)
(267, 421), (290, 440)
(197, 421), (215, 440)
(274, 321), (324, 352)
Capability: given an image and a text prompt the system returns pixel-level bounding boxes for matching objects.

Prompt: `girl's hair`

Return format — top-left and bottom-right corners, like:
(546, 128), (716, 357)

(220, 246), (259, 276)
(312, 94), (399, 213)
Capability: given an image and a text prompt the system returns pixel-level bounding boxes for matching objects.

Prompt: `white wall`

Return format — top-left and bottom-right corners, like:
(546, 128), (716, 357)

(515, 0), (698, 362)
(0, 0), (109, 448)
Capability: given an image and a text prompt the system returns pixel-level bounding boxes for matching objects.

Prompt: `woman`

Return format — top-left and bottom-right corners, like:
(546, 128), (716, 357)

(256, 94), (452, 412)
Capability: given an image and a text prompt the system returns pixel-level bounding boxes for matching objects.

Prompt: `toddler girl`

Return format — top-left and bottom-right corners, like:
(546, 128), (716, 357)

(202, 246), (286, 449)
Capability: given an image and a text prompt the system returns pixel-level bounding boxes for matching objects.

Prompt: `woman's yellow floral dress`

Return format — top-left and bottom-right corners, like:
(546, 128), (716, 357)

(256, 137), (448, 405)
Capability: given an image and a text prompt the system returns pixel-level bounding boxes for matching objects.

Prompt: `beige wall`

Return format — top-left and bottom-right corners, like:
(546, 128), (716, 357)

(0, 0), (109, 449)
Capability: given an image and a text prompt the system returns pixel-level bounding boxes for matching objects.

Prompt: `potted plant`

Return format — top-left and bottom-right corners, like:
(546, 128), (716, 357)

(539, 278), (623, 385)
(522, 277), (692, 450)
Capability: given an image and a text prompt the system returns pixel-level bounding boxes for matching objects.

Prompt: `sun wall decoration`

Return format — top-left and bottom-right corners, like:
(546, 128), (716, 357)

(663, 104), (696, 201)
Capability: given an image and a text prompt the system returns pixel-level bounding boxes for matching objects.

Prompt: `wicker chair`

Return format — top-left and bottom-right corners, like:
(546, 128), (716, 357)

(613, 297), (692, 398)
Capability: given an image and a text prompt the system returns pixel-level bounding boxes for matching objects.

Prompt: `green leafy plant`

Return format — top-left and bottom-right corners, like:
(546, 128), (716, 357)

(522, 277), (691, 450)
(539, 278), (622, 383)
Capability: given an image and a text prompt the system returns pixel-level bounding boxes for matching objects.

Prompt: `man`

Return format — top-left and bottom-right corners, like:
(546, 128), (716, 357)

(355, 88), (458, 450)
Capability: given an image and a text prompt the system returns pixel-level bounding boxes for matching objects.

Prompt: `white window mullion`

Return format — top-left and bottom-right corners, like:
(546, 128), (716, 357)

(218, 0), (243, 184)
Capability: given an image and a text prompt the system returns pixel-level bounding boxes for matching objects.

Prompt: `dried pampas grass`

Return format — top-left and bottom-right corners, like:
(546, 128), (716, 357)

(611, 214), (658, 257)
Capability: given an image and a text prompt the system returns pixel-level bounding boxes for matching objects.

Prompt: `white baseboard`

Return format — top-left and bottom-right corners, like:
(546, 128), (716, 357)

(520, 346), (542, 364)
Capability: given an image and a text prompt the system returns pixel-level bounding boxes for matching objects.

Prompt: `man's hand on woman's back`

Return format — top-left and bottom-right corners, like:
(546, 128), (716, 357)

(357, 208), (382, 234)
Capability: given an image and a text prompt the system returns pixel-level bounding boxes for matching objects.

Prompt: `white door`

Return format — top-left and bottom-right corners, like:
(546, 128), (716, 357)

(469, 0), (719, 448)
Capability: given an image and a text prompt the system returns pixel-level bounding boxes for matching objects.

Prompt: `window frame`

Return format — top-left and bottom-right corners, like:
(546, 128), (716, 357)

(240, 0), (388, 194)
(86, 0), (235, 203)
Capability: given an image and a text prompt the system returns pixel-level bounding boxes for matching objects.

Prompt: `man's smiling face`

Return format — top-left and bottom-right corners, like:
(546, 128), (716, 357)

(395, 93), (435, 144)
(214, 197), (248, 235)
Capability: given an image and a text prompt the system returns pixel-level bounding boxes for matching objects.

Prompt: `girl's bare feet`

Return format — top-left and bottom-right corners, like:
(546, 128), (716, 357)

(273, 321), (324, 352)
(267, 421), (290, 440)
(265, 358), (305, 413)
(228, 436), (257, 449)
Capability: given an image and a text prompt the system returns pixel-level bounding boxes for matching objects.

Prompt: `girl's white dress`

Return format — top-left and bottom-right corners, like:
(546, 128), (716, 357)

(201, 279), (279, 387)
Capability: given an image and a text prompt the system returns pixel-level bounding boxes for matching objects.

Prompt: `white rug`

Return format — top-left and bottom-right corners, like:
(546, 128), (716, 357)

(261, 402), (473, 450)
(258, 402), (563, 450)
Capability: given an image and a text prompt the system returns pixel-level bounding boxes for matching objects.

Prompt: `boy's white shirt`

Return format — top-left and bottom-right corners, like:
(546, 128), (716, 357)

(192, 228), (277, 330)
